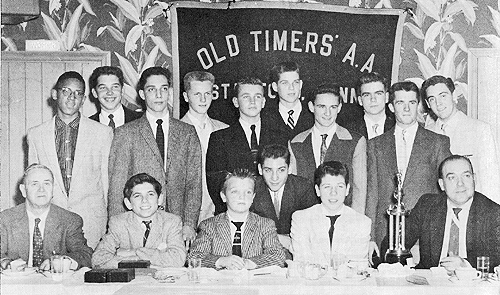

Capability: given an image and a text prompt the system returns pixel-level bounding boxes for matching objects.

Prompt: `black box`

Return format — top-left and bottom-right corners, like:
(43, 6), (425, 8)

(118, 260), (151, 268)
(84, 269), (113, 283)
(107, 268), (135, 282)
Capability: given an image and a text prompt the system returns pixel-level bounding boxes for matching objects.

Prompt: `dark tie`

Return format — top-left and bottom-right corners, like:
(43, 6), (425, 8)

(287, 110), (295, 129)
(320, 134), (328, 164)
(327, 215), (340, 245)
(33, 218), (43, 268)
(250, 124), (258, 150)
(448, 208), (462, 255)
(156, 119), (165, 163)
(232, 221), (243, 257)
(143, 220), (152, 247)
(108, 114), (115, 129)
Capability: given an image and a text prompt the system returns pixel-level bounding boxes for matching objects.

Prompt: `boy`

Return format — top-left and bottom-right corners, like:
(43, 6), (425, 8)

(188, 169), (285, 269)
(92, 173), (186, 268)
(290, 161), (371, 265)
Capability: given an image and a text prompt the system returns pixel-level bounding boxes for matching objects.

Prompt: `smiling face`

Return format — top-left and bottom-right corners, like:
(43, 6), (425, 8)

(221, 177), (255, 215)
(233, 84), (265, 121)
(425, 83), (457, 122)
(20, 167), (54, 210)
(439, 158), (475, 207)
(139, 75), (172, 117)
(358, 81), (388, 116)
(92, 74), (123, 113)
(258, 157), (289, 192)
(183, 80), (214, 116)
(53, 78), (86, 120)
(390, 90), (418, 128)
(309, 93), (342, 132)
(124, 182), (163, 220)
(316, 174), (350, 214)
(272, 71), (302, 107)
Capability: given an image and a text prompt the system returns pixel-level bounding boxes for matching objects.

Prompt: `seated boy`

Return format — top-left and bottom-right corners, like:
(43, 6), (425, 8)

(290, 161), (371, 264)
(188, 169), (285, 269)
(92, 173), (186, 268)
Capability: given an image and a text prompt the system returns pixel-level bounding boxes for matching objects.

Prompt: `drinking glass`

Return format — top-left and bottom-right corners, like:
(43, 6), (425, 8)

(476, 256), (490, 280)
(188, 258), (201, 283)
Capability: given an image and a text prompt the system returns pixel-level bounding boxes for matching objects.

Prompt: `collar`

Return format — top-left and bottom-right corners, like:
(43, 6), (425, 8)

(394, 121), (418, 136)
(101, 105), (124, 117)
(146, 109), (169, 126)
(134, 211), (158, 225)
(279, 101), (302, 115)
(436, 110), (464, 132)
(186, 111), (210, 128)
(364, 113), (387, 126)
(446, 195), (473, 212)
(268, 184), (285, 197)
(320, 203), (345, 216)
(26, 204), (50, 220)
(239, 117), (261, 130)
(226, 211), (249, 223)
(55, 113), (81, 129)
(313, 124), (337, 139)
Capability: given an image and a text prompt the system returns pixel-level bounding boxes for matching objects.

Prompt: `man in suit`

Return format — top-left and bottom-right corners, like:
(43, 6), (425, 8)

(366, 81), (451, 254)
(1, 164), (92, 270)
(88, 66), (142, 128)
(261, 61), (314, 140)
(108, 66), (202, 248)
(251, 144), (317, 251)
(180, 71), (228, 222)
(422, 75), (500, 204)
(206, 77), (288, 215)
(343, 72), (395, 139)
(289, 84), (367, 214)
(399, 155), (500, 270)
(27, 71), (112, 249)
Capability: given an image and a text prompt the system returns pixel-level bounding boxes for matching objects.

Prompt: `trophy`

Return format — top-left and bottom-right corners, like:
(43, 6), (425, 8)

(385, 172), (412, 265)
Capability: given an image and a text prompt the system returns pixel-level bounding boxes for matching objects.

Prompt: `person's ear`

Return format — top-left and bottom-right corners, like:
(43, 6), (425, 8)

(345, 183), (351, 197)
(438, 179), (445, 191)
(357, 96), (363, 106)
(183, 92), (189, 103)
(337, 102), (342, 114)
(308, 101), (315, 113)
(19, 184), (27, 199)
(157, 193), (164, 207)
(388, 103), (395, 113)
(232, 97), (239, 108)
(51, 89), (58, 101)
(258, 164), (263, 175)
(271, 82), (278, 92)
(124, 198), (133, 210)
(139, 90), (146, 101)
(315, 184), (321, 197)
(91, 89), (98, 101)
(220, 191), (227, 203)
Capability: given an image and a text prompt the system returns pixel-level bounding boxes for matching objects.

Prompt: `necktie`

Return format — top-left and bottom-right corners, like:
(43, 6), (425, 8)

(372, 124), (379, 136)
(448, 208), (462, 256)
(33, 218), (43, 268)
(320, 134), (328, 164)
(232, 221), (243, 257)
(272, 191), (280, 218)
(327, 215), (340, 245)
(400, 129), (408, 177)
(287, 110), (295, 129)
(156, 119), (165, 163)
(143, 220), (152, 247)
(441, 123), (447, 135)
(250, 125), (258, 150)
(108, 114), (115, 129)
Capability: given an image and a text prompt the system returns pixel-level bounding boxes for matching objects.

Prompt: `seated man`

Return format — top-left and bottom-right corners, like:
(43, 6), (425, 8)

(0, 164), (92, 270)
(188, 169), (286, 270)
(290, 161), (371, 265)
(394, 155), (500, 271)
(92, 173), (186, 268)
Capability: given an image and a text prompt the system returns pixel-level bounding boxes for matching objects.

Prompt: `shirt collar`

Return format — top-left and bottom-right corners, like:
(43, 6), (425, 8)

(394, 121), (418, 136)
(239, 117), (261, 130)
(320, 203), (345, 216)
(55, 113), (81, 129)
(26, 204), (50, 220)
(146, 109), (169, 125)
(436, 110), (463, 132)
(279, 101), (302, 115)
(186, 111), (210, 128)
(364, 113), (386, 126)
(226, 211), (249, 223)
(313, 124), (337, 139)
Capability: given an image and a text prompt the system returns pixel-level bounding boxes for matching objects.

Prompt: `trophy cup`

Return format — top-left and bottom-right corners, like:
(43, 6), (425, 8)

(385, 172), (412, 265)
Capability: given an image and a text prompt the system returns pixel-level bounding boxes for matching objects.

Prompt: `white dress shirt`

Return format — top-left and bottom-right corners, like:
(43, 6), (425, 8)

(394, 123), (418, 182)
(99, 105), (126, 128)
(26, 208), (50, 267)
(146, 110), (169, 170)
(311, 124), (337, 167)
(269, 185), (285, 217)
(279, 101), (302, 128)
(440, 198), (473, 261)
(239, 118), (261, 148)
(364, 114), (386, 140)
(186, 112), (213, 153)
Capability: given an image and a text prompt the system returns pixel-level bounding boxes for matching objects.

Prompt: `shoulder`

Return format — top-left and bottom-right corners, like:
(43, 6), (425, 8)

(51, 204), (83, 224)
(157, 211), (182, 224)
(473, 192), (500, 212)
(0, 204), (25, 221)
(170, 117), (196, 133)
(287, 174), (313, 188)
(293, 204), (321, 219)
(80, 116), (112, 134)
(28, 118), (53, 134)
(418, 125), (448, 141)
(290, 128), (312, 143)
(114, 116), (146, 135)
(414, 193), (444, 210)
(249, 212), (275, 228)
(343, 206), (371, 224)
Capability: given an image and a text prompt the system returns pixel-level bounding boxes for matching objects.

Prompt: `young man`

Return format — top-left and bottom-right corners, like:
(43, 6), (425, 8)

(289, 84), (367, 214)
(0, 164), (92, 270)
(188, 169), (285, 269)
(88, 66), (142, 128)
(108, 67), (202, 248)
(206, 77), (288, 215)
(290, 161), (371, 264)
(251, 144), (317, 250)
(422, 75), (500, 204)
(27, 71), (113, 249)
(92, 173), (186, 268)
(180, 71), (228, 222)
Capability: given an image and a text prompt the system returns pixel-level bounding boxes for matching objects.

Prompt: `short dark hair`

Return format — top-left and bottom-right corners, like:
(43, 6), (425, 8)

(270, 61), (300, 83)
(89, 66), (124, 90)
(311, 83), (341, 104)
(314, 161), (349, 187)
(388, 81), (419, 104)
(137, 67), (172, 93)
(355, 72), (388, 96)
(258, 144), (290, 166)
(221, 168), (256, 194)
(123, 173), (162, 200)
(234, 77), (263, 97)
(54, 71), (85, 90)
(438, 155), (474, 179)
(23, 163), (54, 185)
(183, 71), (215, 92)
(420, 75), (455, 102)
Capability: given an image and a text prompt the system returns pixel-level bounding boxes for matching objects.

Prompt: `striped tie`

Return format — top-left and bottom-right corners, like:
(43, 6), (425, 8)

(143, 220), (152, 247)
(287, 110), (295, 129)
(108, 114), (116, 129)
(320, 134), (328, 164)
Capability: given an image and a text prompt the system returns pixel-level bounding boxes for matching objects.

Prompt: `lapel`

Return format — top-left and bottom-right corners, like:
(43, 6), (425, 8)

(383, 114), (395, 132)
(298, 132), (315, 163)
(360, 119), (369, 138)
(138, 116), (164, 169)
(381, 130), (398, 183)
(43, 205), (61, 256)
(257, 181), (277, 220)
(242, 213), (258, 257)
(43, 118), (67, 196)
(404, 126), (425, 184)
(12, 204), (30, 260)
(466, 194), (481, 254)
(216, 214), (233, 254)
(430, 196), (447, 262)
(313, 206), (332, 254)
(166, 118), (180, 177)
(279, 178), (295, 220)
(232, 122), (251, 151)
(71, 116), (89, 191)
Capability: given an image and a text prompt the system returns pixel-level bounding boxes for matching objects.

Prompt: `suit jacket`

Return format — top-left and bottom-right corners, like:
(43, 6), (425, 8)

(27, 116), (113, 249)
(89, 104), (142, 126)
(250, 174), (318, 235)
(290, 204), (371, 264)
(400, 192), (500, 269)
(92, 211), (186, 268)
(261, 101), (314, 141)
(187, 212), (286, 269)
(0, 203), (93, 268)
(206, 120), (288, 215)
(366, 125), (451, 248)
(343, 112), (396, 140)
(108, 115), (202, 229)
(289, 125), (367, 213)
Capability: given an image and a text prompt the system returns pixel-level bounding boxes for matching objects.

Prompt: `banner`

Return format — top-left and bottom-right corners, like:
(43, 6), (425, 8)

(171, 2), (404, 124)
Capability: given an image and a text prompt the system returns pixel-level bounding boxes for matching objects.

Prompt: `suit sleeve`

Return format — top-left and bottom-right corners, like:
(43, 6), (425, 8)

(147, 216), (187, 267)
(476, 125), (500, 202)
(350, 136), (367, 214)
(107, 128), (131, 217)
(488, 205), (500, 268)
(436, 135), (451, 167)
(0, 215), (12, 262)
(206, 132), (228, 214)
(100, 127), (113, 209)
(91, 216), (124, 268)
(187, 219), (224, 268)
(65, 214), (93, 268)
(290, 211), (310, 262)
(288, 140), (298, 175)
(27, 129), (40, 165)
(365, 140), (379, 242)
(247, 219), (286, 268)
(183, 130), (202, 228)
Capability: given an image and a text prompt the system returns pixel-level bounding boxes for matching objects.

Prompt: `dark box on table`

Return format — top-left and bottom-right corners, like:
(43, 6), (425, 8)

(84, 268), (135, 283)
(118, 260), (150, 268)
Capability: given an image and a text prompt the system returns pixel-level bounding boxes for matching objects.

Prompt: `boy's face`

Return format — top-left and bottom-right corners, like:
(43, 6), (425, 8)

(358, 81), (388, 116)
(221, 177), (255, 215)
(258, 157), (289, 192)
(52, 78), (86, 118)
(183, 80), (214, 116)
(92, 74), (123, 113)
(308, 93), (342, 131)
(316, 174), (350, 214)
(272, 71), (302, 105)
(124, 182), (163, 219)
(425, 83), (456, 121)
(389, 90), (418, 128)
(139, 74), (172, 117)
(232, 84), (265, 120)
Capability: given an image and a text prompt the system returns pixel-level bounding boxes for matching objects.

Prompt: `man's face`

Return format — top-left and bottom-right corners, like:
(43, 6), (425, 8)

(316, 174), (349, 213)
(221, 177), (255, 215)
(439, 159), (475, 206)
(52, 78), (86, 118)
(92, 74), (123, 112)
(272, 71), (302, 105)
(258, 157), (289, 192)
(124, 182), (163, 219)
(183, 80), (214, 116)
(232, 84), (265, 120)
(425, 83), (456, 121)
(20, 168), (54, 210)
(308, 93), (342, 131)
(139, 75), (172, 116)
(390, 90), (418, 127)
(358, 81), (388, 116)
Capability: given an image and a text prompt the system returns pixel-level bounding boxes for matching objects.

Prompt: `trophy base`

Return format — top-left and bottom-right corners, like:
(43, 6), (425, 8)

(385, 249), (412, 265)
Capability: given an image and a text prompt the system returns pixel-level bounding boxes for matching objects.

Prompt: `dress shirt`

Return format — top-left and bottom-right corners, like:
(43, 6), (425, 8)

(311, 124), (337, 167)
(186, 111), (213, 153)
(394, 123), (418, 181)
(279, 101), (302, 127)
(239, 118), (261, 148)
(54, 114), (80, 193)
(99, 106), (125, 128)
(439, 198), (473, 261)
(26, 208), (50, 267)
(364, 114), (386, 140)
(269, 185), (285, 217)
(146, 111), (169, 170)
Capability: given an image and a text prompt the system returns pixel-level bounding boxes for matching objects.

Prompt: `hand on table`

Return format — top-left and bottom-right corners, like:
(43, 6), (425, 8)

(117, 249), (139, 258)
(440, 253), (469, 273)
(368, 241), (380, 266)
(217, 255), (246, 270)
(39, 259), (51, 271)
(136, 247), (157, 260)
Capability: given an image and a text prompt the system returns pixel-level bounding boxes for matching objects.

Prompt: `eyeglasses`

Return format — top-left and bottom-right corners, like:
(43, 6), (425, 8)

(59, 87), (85, 99)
